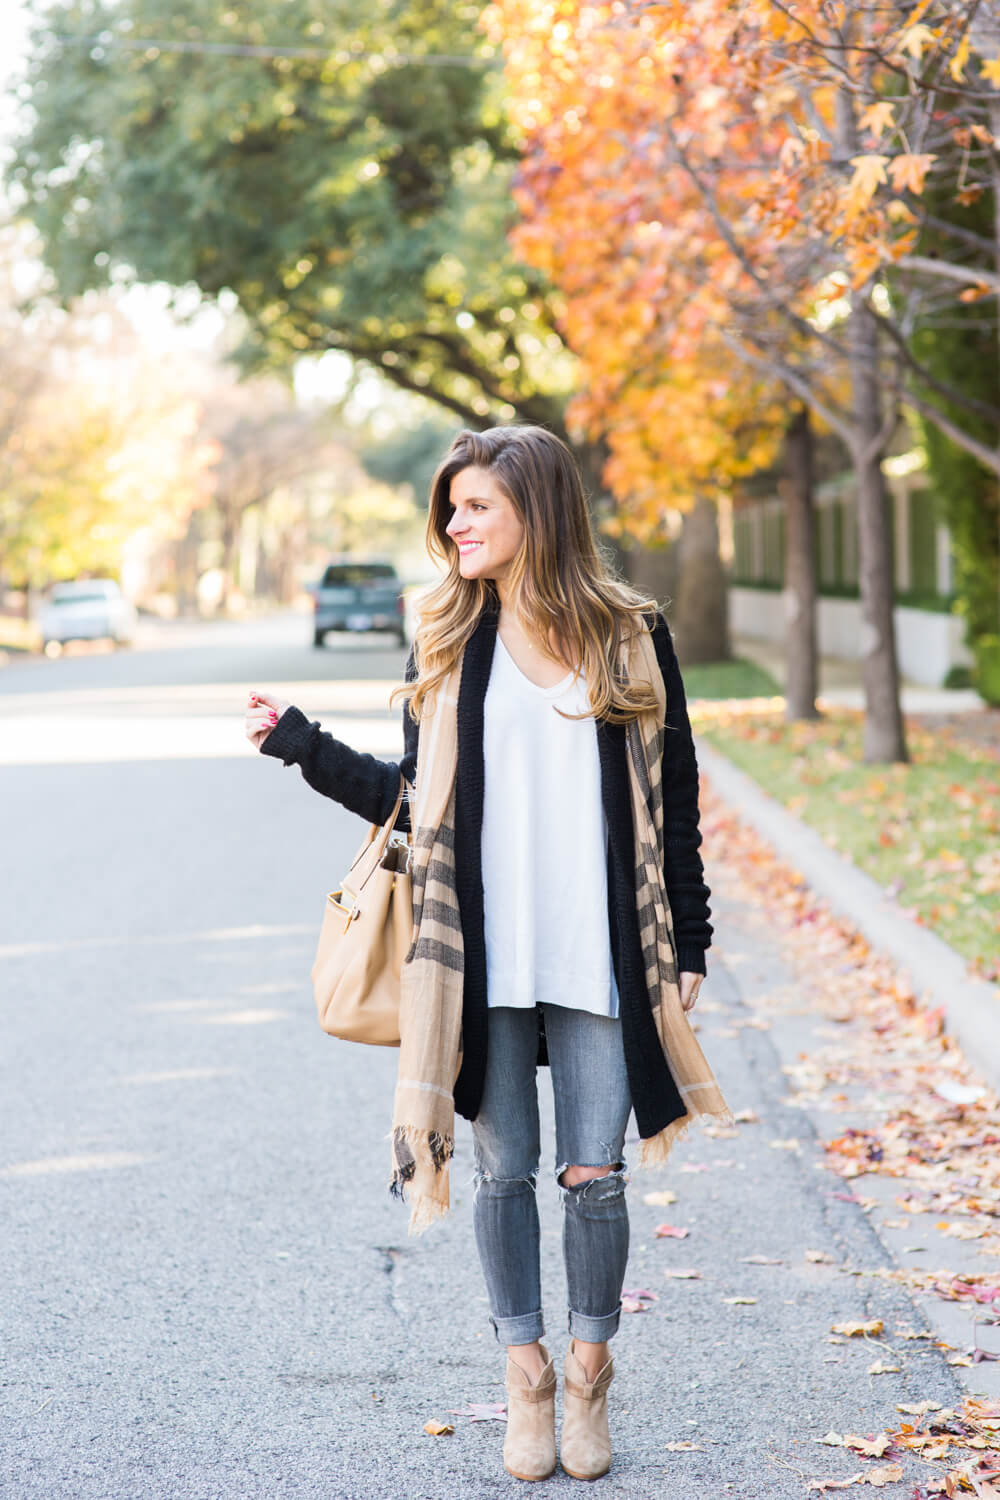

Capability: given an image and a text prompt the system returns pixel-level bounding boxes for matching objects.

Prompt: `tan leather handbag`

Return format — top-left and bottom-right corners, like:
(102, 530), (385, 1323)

(310, 778), (412, 1046)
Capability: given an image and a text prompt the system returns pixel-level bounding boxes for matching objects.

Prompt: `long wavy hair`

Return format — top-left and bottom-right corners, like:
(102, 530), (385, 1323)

(393, 425), (661, 725)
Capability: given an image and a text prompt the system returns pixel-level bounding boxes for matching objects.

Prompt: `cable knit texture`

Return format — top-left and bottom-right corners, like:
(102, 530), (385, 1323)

(261, 606), (712, 1138)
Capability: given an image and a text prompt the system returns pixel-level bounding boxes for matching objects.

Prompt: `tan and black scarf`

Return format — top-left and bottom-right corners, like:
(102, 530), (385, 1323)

(390, 618), (734, 1233)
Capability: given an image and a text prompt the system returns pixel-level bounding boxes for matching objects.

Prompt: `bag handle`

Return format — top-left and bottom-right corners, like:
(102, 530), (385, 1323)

(346, 775), (409, 880)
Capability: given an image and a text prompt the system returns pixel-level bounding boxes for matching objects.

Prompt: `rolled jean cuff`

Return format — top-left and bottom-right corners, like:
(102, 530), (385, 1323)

(491, 1309), (545, 1347)
(567, 1304), (621, 1343)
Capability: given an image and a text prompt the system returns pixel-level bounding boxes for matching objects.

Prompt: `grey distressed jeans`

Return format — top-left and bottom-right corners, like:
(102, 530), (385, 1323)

(470, 1002), (632, 1347)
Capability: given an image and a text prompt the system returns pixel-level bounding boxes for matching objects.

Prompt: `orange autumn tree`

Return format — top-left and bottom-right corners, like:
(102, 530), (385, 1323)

(486, 0), (1000, 761)
(483, 0), (789, 531)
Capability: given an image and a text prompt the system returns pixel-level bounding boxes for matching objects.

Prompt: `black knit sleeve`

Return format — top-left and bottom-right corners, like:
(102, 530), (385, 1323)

(649, 613), (713, 974)
(259, 650), (419, 833)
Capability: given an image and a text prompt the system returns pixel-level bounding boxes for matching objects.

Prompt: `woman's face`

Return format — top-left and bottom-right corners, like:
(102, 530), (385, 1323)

(444, 465), (525, 582)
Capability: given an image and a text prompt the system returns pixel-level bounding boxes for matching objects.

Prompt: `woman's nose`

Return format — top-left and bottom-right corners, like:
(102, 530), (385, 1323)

(446, 513), (464, 536)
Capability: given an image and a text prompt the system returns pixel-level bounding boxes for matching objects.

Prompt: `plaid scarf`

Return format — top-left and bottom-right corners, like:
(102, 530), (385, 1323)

(390, 620), (733, 1233)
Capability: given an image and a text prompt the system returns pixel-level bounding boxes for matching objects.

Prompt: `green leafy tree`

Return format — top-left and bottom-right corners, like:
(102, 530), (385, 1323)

(11, 0), (575, 435)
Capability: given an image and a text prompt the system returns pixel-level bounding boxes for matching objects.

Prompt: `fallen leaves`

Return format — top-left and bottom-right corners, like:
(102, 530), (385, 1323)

(688, 767), (1000, 1498)
(449, 1403), (506, 1423)
(663, 1440), (703, 1451)
(844, 1433), (892, 1457)
(663, 1268), (703, 1280)
(424, 1419), (454, 1437)
(864, 1464), (904, 1487)
(722, 1295), (757, 1305)
(621, 1287), (659, 1313)
(831, 1319), (884, 1338)
(642, 1189), (678, 1207)
(653, 1223), (690, 1239)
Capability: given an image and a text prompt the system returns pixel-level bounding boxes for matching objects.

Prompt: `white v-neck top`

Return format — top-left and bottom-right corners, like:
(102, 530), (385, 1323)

(481, 634), (620, 1018)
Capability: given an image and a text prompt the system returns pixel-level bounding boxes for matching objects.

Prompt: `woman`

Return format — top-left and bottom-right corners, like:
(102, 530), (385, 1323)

(245, 425), (731, 1483)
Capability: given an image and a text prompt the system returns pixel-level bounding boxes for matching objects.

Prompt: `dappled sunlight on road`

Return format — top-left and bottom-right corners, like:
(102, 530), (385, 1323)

(0, 1152), (155, 1177)
(117, 1067), (239, 1085)
(0, 640), (406, 763)
(0, 922), (315, 960)
(0, 709), (399, 765)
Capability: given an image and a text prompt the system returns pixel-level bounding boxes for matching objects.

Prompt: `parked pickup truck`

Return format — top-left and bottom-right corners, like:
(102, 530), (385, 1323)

(312, 560), (407, 648)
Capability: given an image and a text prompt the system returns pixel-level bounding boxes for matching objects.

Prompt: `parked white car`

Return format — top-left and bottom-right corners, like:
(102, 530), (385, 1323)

(38, 579), (138, 650)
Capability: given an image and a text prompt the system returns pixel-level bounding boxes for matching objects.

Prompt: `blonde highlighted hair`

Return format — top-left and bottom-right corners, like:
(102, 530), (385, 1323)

(392, 425), (661, 725)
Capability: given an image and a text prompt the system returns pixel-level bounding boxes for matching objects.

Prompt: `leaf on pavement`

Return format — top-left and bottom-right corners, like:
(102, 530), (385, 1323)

(831, 1319), (884, 1337)
(424, 1419), (454, 1436)
(642, 1189), (678, 1206)
(806, 1476), (865, 1494)
(449, 1403), (506, 1423)
(663, 1440), (704, 1450)
(817, 1432), (845, 1446)
(843, 1433), (892, 1457)
(654, 1223), (690, 1238)
(722, 1295), (757, 1305)
(742, 1254), (784, 1265)
(663, 1268), (703, 1279)
(896, 1401), (941, 1415)
(864, 1464), (904, 1487)
(807, 1250), (836, 1263)
(867, 1360), (901, 1374)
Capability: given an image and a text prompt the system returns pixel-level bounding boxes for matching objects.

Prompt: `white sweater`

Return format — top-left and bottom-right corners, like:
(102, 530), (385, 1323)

(480, 635), (620, 1018)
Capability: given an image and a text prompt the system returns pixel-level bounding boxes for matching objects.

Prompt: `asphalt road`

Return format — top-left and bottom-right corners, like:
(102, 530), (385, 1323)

(0, 612), (971, 1499)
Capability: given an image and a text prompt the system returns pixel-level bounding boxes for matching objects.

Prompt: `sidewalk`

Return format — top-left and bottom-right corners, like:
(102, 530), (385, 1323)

(732, 634), (986, 714)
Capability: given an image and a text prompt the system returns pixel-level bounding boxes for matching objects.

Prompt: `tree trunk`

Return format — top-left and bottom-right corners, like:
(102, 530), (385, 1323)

(671, 496), (730, 664)
(626, 542), (677, 611)
(782, 406), (819, 720)
(574, 437), (630, 578)
(849, 296), (908, 763)
(173, 512), (200, 617)
(218, 506), (238, 615)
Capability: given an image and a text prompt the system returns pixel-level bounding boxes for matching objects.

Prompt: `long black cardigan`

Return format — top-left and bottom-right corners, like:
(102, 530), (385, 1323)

(262, 605), (713, 1141)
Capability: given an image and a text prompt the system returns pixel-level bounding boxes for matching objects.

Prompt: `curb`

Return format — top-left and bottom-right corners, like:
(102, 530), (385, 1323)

(695, 738), (1000, 1098)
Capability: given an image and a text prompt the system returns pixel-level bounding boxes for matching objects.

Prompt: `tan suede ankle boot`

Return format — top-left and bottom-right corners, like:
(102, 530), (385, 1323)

(503, 1345), (557, 1482)
(561, 1340), (614, 1480)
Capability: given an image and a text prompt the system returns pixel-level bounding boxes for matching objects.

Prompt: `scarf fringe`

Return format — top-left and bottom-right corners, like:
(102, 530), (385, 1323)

(404, 1190), (451, 1236)
(637, 1102), (736, 1169)
(387, 1125), (454, 1234)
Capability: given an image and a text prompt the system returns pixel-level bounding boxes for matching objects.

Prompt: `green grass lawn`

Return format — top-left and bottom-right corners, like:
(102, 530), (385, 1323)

(691, 698), (1000, 981)
(682, 656), (782, 701)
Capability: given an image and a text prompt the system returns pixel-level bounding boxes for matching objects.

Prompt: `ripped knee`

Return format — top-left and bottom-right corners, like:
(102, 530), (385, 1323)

(558, 1161), (625, 1190)
(473, 1165), (539, 1204)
